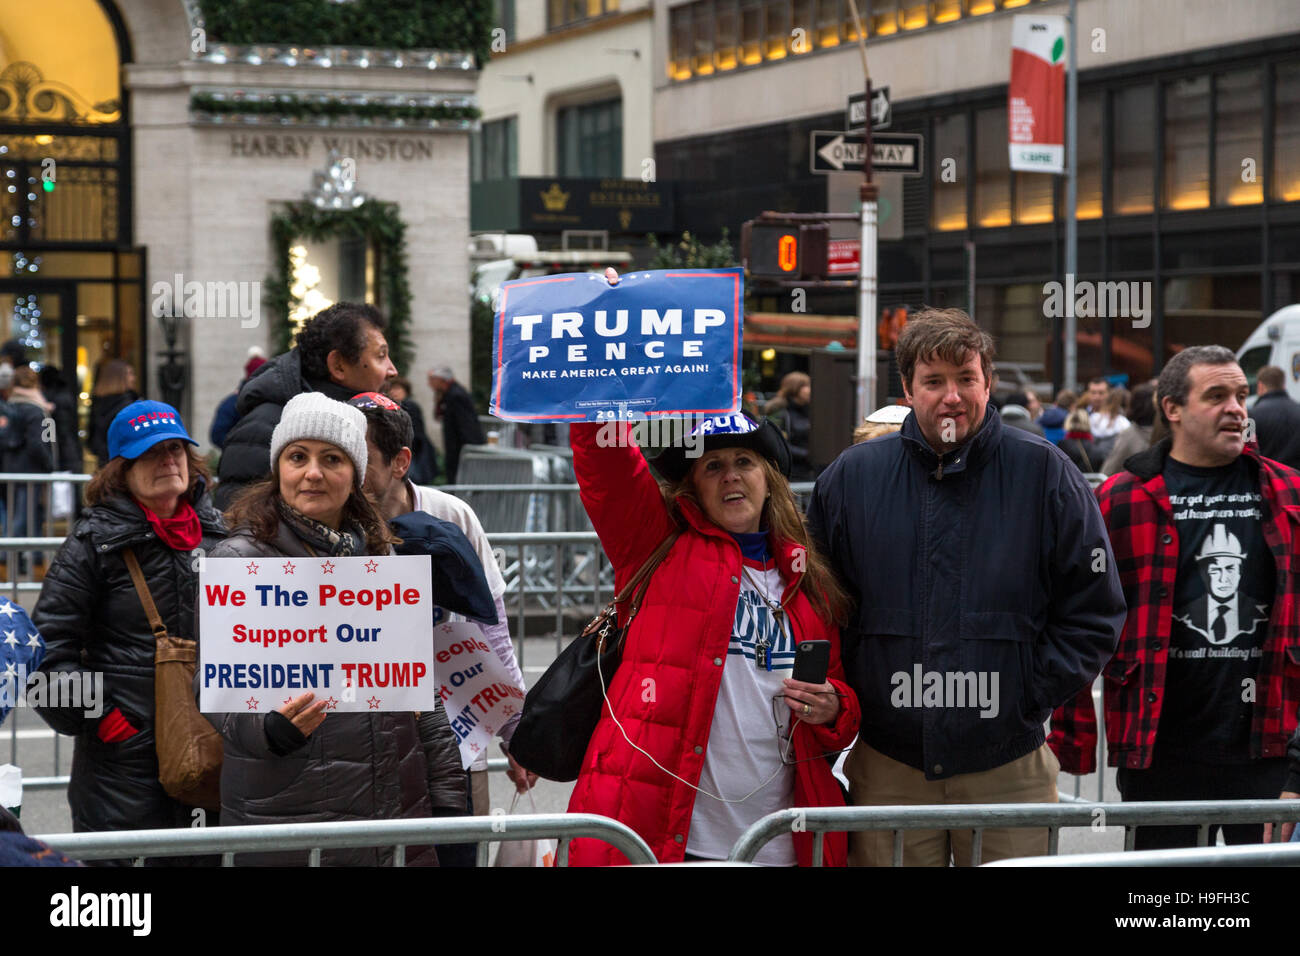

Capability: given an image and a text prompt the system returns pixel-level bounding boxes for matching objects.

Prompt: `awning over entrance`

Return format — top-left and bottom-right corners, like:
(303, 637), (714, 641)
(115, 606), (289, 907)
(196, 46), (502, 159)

(743, 312), (858, 351)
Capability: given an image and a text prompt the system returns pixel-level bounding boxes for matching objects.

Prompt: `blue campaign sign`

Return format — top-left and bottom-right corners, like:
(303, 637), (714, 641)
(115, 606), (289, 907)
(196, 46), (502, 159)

(490, 268), (743, 422)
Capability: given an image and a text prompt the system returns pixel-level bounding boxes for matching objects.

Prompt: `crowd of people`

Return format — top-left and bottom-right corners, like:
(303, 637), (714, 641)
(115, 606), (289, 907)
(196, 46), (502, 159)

(5, 291), (1300, 868)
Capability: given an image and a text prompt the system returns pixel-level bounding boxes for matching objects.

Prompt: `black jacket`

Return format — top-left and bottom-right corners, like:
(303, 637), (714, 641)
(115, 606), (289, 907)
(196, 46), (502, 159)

(436, 382), (485, 484)
(87, 391), (138, 469)
(30, 485), (226, 833)
(807, 406), (1126, 779)
(2, 395), (54, 474)
(401, 397), (441, 485)
(1252, 390), (1300, 471)
(1057, 435), (1102, 474)
(214, 350), (355, 508)
(770, 401), (814, 481)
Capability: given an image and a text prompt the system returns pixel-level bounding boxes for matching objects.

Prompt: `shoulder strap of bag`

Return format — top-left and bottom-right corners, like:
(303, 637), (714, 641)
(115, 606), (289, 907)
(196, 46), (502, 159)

(122, 547), (169, 641)
(616, 529), (681, 623)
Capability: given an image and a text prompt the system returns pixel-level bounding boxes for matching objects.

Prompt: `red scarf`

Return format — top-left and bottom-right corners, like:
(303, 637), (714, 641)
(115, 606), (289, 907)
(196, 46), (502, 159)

(1064, 430), (1093, 441)
(136, 498), (203, 550)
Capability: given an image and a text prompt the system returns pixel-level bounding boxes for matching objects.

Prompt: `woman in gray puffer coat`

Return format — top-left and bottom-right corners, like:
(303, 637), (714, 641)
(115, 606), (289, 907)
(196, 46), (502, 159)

(206, 393), (447, 865)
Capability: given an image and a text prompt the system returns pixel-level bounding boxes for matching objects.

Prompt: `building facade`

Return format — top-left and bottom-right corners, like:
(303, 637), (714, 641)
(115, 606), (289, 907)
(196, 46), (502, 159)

(473, 1), (675, 251)
(2, 0), (484, 458)
(654, 0), (1300, 388)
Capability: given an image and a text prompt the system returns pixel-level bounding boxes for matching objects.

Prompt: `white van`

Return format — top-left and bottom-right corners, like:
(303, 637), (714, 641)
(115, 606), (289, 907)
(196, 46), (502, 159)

(1236, 304), (1300, 402)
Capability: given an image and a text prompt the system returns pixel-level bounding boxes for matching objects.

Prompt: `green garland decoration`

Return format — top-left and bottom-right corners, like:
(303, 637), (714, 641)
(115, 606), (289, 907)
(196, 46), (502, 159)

(265, 200), (414, 373)
(198, 0), (495, 66)
(192, 93), (480, 123)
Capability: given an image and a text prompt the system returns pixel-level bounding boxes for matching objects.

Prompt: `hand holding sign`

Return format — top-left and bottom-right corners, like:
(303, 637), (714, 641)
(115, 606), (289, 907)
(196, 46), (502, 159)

(491, 266), (743, 423)
(279, 692), (328, 737)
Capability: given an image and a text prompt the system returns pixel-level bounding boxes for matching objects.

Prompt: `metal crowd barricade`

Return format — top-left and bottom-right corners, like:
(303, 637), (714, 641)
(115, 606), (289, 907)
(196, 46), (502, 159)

(726, 800), (1300, 866)
(990, 842), (1300, 866)
(35, 813), (657, 866)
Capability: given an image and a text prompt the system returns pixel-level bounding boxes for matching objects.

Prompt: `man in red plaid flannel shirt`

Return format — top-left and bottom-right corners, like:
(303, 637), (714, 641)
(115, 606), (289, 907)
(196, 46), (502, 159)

(1049, 345), (1300, 849)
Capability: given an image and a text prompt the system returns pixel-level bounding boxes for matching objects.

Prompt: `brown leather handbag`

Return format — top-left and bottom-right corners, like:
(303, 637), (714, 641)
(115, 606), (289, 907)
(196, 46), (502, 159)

(123, 548), (223, 811)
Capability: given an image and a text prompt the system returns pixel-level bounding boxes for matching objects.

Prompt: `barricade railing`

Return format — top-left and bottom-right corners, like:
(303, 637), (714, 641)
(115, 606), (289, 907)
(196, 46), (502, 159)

(34, 812), (658, 866)
(988, 842), (1300, 866)
(726, 800), (1300, 866)
(19, 757), (512, 794)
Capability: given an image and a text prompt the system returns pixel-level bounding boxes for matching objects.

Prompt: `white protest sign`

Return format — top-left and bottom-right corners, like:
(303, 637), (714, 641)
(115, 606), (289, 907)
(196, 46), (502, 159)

(434, 620), (526, 769)
(199, 555), (438, 713)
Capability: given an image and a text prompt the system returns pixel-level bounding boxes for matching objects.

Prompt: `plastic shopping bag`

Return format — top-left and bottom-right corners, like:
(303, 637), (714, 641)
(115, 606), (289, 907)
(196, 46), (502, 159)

(50, 474), (74, 521)
(493, 789), (557, 867)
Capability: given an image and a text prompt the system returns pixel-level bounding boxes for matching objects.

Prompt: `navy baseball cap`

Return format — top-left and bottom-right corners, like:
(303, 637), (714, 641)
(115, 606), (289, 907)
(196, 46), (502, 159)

(107, 400), (198, 461)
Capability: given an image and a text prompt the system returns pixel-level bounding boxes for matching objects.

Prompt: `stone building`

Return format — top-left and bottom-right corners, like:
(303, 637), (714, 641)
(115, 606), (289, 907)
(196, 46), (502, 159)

(1, 0), (485, 458)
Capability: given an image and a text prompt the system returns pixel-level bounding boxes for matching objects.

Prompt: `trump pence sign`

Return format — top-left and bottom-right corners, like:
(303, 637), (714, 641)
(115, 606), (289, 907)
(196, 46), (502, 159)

(490, 268), (743, 422)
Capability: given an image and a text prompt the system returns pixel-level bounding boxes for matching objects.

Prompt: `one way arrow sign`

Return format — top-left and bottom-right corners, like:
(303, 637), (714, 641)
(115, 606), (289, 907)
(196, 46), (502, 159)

(809, 131), (924, 176)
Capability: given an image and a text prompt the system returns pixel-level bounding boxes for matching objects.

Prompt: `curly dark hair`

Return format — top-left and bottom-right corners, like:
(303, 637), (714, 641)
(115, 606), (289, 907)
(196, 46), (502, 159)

(296, 302), (387, 384)
(223, 478), (397, 555)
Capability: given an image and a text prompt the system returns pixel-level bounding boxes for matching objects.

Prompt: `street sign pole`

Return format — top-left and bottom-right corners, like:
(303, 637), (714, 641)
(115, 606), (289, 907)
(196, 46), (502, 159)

(848, 0), (877, 422)
(1064, 0), (1078, 392)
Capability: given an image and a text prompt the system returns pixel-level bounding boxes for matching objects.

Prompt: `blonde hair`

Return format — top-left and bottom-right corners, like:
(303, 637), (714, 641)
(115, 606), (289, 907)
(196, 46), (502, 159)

(663, 457), (850, 625)
(853, 422), (903, 444)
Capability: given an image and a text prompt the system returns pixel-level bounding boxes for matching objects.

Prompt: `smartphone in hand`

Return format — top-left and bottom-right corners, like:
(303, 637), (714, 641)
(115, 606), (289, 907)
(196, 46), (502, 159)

(791, 640), (830, 685)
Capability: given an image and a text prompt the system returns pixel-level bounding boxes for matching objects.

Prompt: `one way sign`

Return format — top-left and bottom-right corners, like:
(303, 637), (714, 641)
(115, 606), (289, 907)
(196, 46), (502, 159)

(809, 131), (923, 176)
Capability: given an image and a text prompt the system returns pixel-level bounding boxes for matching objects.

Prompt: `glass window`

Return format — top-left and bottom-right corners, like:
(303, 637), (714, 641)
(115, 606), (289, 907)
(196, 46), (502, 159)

(714, 0), (740, 70)
(669, 5), (692, 79)
(1112, 84), (1155, 215)
(1163, 75), (1210, 211)
(931, 112), (967, 231)
(868, 0), (898, 36)
(550, 0), (616, 29)
(843, 0), (863, 40)
(765, 0), (789, 60)
(740, 0), (764, 65)
(816, 0), (843, 47)
(899, 1), (927, 29)
(557, 99), (622, 178)
(792, 0), (815, 53)
(478, 116), (517, 181)
(1014, 170), (1053, 224)
(693, 2), (715, 75)
(975, 106), (1010, 227)
(1215, 69), (1262, 206)
(1274, 63), (1300, 202)
(1057, 92), (1102, 219)
(1076, 92), (1102, 219)
(967, 0), (996, 13)
(930, 1), (961, 23)
(495, 0), (515, 40)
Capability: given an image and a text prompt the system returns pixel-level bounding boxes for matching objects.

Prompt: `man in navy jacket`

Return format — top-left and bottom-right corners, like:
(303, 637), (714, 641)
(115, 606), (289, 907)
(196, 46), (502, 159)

(807, 308), (1125, 866)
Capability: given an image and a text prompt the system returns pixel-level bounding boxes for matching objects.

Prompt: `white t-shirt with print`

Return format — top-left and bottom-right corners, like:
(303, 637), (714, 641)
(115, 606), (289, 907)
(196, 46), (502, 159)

(686, 558), (798, 866)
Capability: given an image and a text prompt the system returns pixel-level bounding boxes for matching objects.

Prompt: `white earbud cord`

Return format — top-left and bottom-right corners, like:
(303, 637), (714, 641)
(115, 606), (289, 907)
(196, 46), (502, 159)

(596, 623), (797, 804)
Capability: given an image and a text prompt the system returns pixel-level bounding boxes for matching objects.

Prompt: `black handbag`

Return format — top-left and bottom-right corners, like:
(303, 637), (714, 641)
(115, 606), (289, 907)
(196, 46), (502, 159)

(509, 530), (680, 782)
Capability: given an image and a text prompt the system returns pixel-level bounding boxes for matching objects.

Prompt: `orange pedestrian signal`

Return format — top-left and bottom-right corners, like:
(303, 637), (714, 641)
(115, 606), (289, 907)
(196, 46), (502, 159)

(742, 220), (828, 280)
(777, 234), (798, 272)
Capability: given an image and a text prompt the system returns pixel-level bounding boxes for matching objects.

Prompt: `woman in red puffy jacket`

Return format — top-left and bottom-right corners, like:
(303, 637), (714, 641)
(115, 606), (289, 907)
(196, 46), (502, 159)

(565, 412), (861, 866)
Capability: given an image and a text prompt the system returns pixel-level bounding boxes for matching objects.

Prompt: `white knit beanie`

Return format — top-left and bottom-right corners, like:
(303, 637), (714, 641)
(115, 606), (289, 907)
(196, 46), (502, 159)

(270, 392), (369, 485)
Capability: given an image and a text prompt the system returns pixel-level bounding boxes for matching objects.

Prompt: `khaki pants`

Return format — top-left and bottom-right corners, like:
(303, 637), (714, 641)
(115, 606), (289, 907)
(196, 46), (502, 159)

(845, 741), (1059, 866)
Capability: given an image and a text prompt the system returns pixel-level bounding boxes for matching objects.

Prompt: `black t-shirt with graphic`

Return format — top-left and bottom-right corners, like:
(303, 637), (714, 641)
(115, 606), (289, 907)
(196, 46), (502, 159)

(1155, 456), (1276, 764)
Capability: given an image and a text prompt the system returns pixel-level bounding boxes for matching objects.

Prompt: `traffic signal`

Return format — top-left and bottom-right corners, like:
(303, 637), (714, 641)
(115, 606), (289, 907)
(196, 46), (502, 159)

(742, 221), (829, 280)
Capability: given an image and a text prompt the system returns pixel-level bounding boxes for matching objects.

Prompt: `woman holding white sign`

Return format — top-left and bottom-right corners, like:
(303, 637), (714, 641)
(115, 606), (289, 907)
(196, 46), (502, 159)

(562, 316), (861, 863)
(209, 392), (443, 865)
